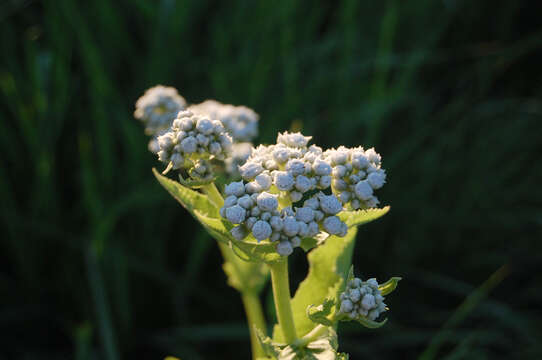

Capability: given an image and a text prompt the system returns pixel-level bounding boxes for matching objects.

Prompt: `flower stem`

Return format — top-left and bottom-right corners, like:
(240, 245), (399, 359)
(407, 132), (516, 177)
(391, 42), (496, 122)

(293, 324), (328, 347)
(269, 259), (298, 343)
(202, 183), (267, 358)
(241, 291), (267, 360)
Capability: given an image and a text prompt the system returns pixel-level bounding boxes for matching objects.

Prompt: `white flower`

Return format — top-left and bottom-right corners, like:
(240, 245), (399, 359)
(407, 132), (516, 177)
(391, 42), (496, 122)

(276, 241), (294, 256)
(277, 131), (311, 148)
(134, 85), (186, 135)
(225, 205), (246, 224)
(225, 181), (246, 197)
(157, 111), (233, 176)
(189, 100), (259, 142)
(252, 220), (272, 241)
(256, 192), (278, 212)
(338, 276), (387, 321)
(354, 180), (373, 201)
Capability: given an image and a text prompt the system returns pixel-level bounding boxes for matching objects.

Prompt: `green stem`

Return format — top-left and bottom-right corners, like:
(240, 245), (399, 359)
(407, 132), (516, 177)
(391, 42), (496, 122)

(293, 324), (328, 347)
(202, 183), (267, 358)
(241, 291), (267, 360)
(269, 259), (298, 343)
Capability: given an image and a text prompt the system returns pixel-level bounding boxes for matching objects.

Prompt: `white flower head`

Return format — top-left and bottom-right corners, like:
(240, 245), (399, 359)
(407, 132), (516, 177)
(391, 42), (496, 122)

(134, 85), (186, 135)
(189, 100), (259, 142)
(339, 276), (387, 321)
(325, 146), (386, 210)
(157, 110), (233, 178)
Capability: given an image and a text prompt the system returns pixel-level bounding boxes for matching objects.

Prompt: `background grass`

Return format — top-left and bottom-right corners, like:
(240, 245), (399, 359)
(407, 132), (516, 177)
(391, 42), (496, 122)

(1, 0), (541, 359)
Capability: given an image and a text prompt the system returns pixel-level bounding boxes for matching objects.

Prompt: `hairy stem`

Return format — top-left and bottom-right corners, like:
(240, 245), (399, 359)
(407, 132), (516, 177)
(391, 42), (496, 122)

(269, 259), (298, 343)
(202, 183), (267, 358)
(242, 291), (267, 359)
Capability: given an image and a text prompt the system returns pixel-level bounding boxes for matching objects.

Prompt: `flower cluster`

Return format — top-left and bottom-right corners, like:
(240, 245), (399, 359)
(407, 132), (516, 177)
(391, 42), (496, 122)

(189, 100), (259, 142)
(220, 131), (354, 256)
(134, 85), (187, 136)
(339, 277), (387, 321)
(157, 110), (233, 178)
(325, 146), (386, 209)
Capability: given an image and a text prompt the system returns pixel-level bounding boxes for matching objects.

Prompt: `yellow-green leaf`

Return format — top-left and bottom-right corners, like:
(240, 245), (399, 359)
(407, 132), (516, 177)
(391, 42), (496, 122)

(339, 206), (390, 228)
(378, 277), (402, 296)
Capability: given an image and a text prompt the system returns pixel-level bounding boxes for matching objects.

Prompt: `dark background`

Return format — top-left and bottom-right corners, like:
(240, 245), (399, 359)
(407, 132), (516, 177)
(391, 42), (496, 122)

(1, 0), (542, 359)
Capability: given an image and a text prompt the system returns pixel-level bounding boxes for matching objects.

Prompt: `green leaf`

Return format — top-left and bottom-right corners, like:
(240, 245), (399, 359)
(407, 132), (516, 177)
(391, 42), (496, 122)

(274, 227), (358, 342)
(153, 168), (218, 218)
(307, 299), (334, 327)
(379, 277), (402, 296)
(354, 316), (388, 329)
(194, 210), (284, 264)
(178, 173), (216, 188)
(339, 206), (390, 228)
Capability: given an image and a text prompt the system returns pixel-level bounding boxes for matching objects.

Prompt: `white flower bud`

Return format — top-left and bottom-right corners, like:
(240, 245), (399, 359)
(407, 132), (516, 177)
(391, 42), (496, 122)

(318, 194), (342, 215)
(304, 197), (319, 210)
(225, 181), (245, 197)
(237, 194), (253, 209)
(270, 232), (281, 242)
(270, 216), (284, 231)
(245, 181), (261, 194)
(322, 216), (344, 235)
(307, 221), (319, 237)
(290, 236), (301, 247)
(354, 180), (373, 201)
(245, 216), (258, 230)
(313, 159), (332, 176)
(290, 191), (303, 202)
(180, 136), (197, 153)
(255, 173), (272, 190)
(286, 159), (306, 176)
(283, 216), (299, 236)
(361, 294), (376, 310)
(272, 148), (290, 163)
(277, 131), (311, 148)
(349, 288), (361, 302)
(252, 220), (272, 241)
(332, 165), (347, 178)
(351, 152), (369, 169)
(226, 205), (246, 224)
(257, 192), (278, 212)
(340, 299), (354, 313)
(276, 241), (294, 256)
(209, 142), (222, 155)
(239, 162), (264, 180)
(196, 117), (214, 135)
(296, 207), (315, 223)
(230, 226), (248, 240)
(224, 195), (238, 208)
(274, 171), (294, 191)
(295, 175), (312, 193)
(314, 210), (324, 222)
(367, 170), (386, 189)
(319, 175), (332, 188)
(365, 148), (381, 165)
(195, 134), (208, 147)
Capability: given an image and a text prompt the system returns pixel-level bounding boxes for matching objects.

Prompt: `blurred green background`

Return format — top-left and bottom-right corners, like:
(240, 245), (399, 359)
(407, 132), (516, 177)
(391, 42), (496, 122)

(1, 0), (542, 359)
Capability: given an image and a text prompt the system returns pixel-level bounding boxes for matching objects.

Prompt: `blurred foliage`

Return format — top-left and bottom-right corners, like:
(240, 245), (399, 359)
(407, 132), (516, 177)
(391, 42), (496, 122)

(1, 0), (541, 359)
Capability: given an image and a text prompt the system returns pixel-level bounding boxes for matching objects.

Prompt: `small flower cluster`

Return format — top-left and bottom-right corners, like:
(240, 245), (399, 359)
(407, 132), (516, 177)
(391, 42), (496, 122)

(325, 146), (386, 209)
(157, 110), (233, 177)
(189, 100), (259, 143)
(220, 132), (353, 256)
(134, 85), (187, 136)
(339, 277), (387, 321)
